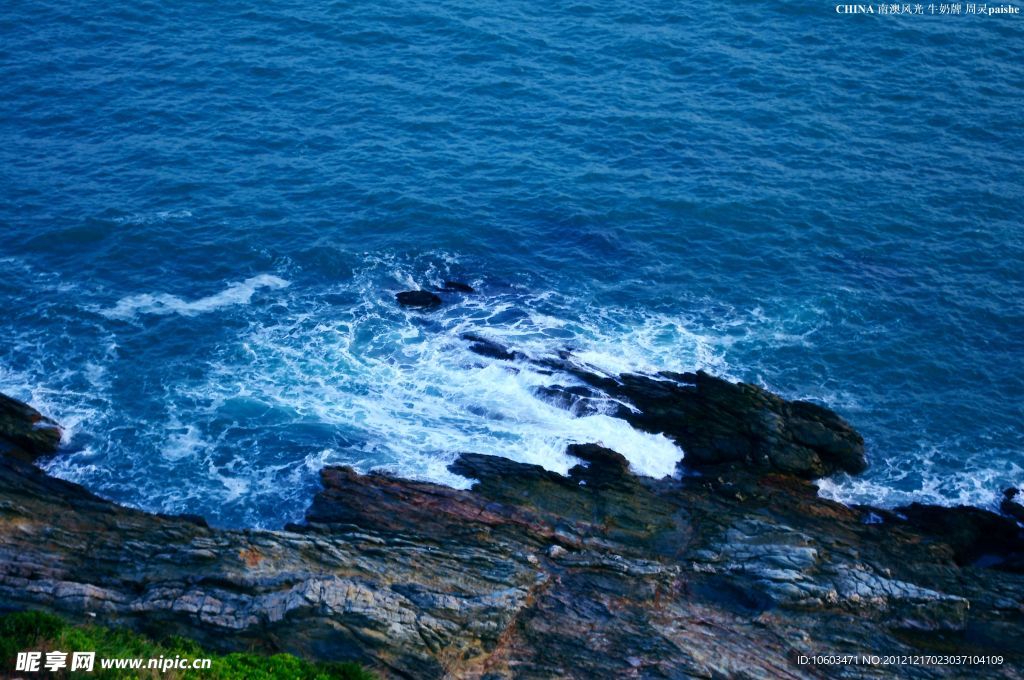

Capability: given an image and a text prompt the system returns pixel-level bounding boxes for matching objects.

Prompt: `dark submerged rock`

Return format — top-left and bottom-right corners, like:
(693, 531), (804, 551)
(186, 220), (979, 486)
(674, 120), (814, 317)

(1002, 488), (1024, 524)
(395, 290), (442, 309)
(462, 333), (525, 361)
(532, 384), (607, 416)
(438, 280), (474, 293)
(0, 393), (62, 463)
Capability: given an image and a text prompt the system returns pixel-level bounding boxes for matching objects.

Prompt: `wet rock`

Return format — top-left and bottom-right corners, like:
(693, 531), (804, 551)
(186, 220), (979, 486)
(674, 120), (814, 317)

(531, 384), (608, 416)
(395, 290), (442, 309)
(438, 280), (474, 293)
(564, 443), (634, 489)
(1001, 488), (1024, 524)
(895, 502), (1024, 572)
(535, 365), (866, 479)
(462, 333), (524, 362)
(612, 370), (865, 477)
(0, 393), (62, 464)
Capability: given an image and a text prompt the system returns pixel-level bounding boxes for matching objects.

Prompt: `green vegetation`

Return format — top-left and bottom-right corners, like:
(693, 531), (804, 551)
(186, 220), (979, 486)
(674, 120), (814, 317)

(0, 611), (375, 679)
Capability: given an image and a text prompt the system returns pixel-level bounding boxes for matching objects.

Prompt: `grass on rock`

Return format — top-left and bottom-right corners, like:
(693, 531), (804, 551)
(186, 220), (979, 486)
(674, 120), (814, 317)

(0, 610), (375, 679)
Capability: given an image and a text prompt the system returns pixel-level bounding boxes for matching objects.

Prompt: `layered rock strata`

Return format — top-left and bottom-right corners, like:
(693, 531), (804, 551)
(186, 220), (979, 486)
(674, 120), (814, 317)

(0, 386), (1021, 678)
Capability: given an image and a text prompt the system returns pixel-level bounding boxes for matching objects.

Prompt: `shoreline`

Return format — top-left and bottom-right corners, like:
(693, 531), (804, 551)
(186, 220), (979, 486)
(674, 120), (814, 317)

(2, 366), (1023, 678)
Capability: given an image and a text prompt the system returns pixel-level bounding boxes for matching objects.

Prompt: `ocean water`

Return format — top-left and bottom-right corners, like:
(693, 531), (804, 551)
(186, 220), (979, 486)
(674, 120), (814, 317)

(1, 0), (1021, 528)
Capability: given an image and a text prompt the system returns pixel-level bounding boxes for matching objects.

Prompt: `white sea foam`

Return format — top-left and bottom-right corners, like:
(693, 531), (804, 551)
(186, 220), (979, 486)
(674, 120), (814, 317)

(817, 447), (1023, 511)
(100, 274), (290, 320)
(160, 421), (211, 461)
(0, 364), (99, 449)
(169, 269), (700, 498)
(10, 254), (1012, 527)
(71, 257), (854, 525)
(112, 209), (193, 225)
(12, 257), (702, 526)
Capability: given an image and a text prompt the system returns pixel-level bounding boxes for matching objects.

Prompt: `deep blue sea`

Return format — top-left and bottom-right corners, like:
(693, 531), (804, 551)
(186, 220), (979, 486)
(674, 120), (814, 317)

(1, 0), (1022, 528)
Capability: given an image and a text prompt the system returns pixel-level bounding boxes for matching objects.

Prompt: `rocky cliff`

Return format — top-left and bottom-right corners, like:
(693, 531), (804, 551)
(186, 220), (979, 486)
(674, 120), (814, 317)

(1, 366), (1022, 678)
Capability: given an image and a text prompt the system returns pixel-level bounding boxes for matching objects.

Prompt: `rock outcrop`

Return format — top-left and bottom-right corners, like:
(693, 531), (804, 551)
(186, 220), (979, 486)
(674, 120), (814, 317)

(571, 369), (866, 478)
(0, 393), (61, 464)
(483, 334), (867, 478)
(462, 333), (525, 362)
(1, 389), (1021, 678)
(396, 290), (443, 309)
